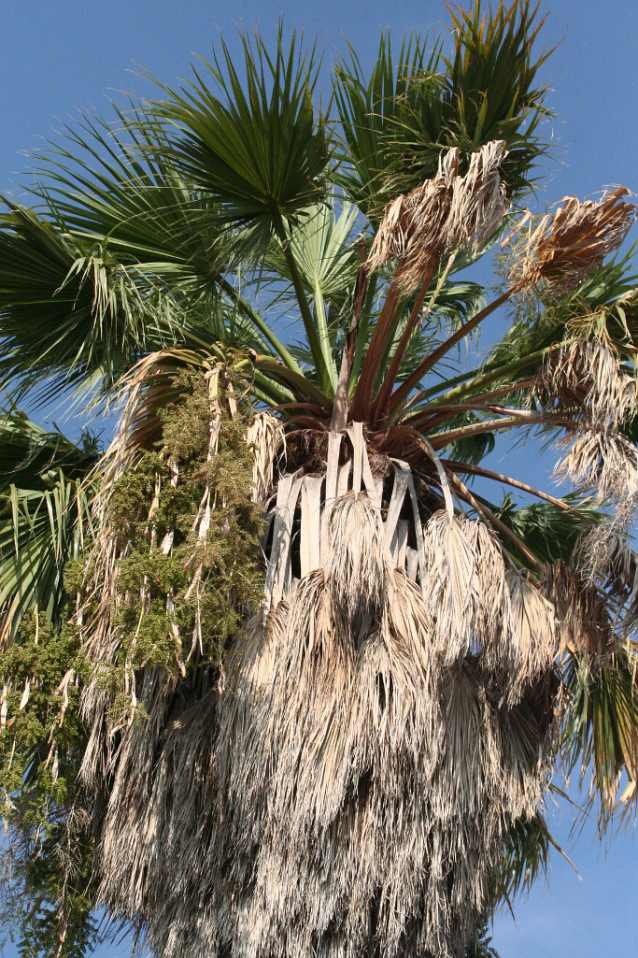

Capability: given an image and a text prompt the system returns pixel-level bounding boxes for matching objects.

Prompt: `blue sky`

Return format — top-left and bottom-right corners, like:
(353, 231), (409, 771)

(1, 2), (638, 956)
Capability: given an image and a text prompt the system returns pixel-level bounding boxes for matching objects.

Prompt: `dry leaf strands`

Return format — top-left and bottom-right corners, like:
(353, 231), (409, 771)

(246, 412), (285, 505)
(445, 468), (542, 569)
(500, 567), (556, 703)
(543, 561), (611, 659)
(359, 142), (509, 425)
(510, 188), (636, 296)
(86, 425), (560, 958)
(536, 339), (638, 429)
(572, 523), (638, 627)
(555, 429), (638, 506)
(367, 142), (509, 295)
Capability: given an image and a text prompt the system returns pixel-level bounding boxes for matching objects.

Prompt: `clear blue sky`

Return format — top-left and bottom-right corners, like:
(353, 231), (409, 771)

(1, 2), (638, 956)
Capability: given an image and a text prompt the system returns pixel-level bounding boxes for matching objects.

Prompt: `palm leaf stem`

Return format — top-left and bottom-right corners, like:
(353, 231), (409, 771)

(397, 374), (534, 427)
(350, 273), (403, 419)
(349, 272), (378, 395)
(443, 460), (588, 515)
(402, 385), (534, 432)
(278, 235), (333, 395)
(312, 281), (339, 392)
(428, 412), (577, 450)
(388, 289), (511, 416)
(445, 468), (542, 568)
(252, 369), (295, 405)
(407, 340), (568, 412)
(219, 277), (303, 373)
(255, 357), (332, 411)
(371, 265), (439, 424)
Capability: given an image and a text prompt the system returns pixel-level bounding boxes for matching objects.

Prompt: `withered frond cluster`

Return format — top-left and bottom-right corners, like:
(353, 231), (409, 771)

(510, 188), (636, 295)
(85, 416), (559, 958)
(367, 141), (510, 292)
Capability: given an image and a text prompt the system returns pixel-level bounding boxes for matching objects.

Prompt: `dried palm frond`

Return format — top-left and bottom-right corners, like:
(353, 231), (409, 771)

(247, 411), (285, 505)
(422, 511), (513, 665)
(86, 424), (560, 958)
(572, 526), (638, 636)
(536, 339), (638, 428)
(544, 561), (612, 659)
(573, 523), (638, 590)
(368, 141), (509, 292)
(324, 490), (386, 619)
(422, 510), (477, 660)
(510, 188), (635, 295)
(446, 139), (510, 254)
(488, 568), (556, 704)
(555, 427), (638, 515)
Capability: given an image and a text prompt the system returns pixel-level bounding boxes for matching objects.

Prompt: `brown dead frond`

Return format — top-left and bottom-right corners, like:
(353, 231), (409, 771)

(555, 428), (638, 514)
(87, 425), (561, 958)
(325, 490), (386, 619)
(247, 411), (285, 505)
(510, 188), (635, 296)
(502, 568), (556, 702)
(544, 561), (612, 659)
(368, 141), (509, 292)
(536, 339), (638, 428)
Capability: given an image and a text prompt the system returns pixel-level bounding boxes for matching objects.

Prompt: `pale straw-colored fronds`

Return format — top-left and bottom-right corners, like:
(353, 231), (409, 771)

(502, 568), (556, 702)
(88, 424), (560, 958)
(574, 523), (637, 588)
(544, 561), (612, 658)
(555, 428), (638, 514)
(572, 525), (638, 637)
(368, 141), (509, 292)
(537, 339), (638, 429)
(247, 411), (285, 505)
(324, 490), (386, 619)
(510, 188), (635, 296)
(422, 511), (511, 665)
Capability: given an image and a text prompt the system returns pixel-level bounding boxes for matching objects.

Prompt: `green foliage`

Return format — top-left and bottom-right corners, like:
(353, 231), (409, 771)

(563, 645), (638, 828)
(94, 369), (264, 725)
(0, 2), (636, 954)
(0, 203), (165, 406)
(495, 494), (605, 567)
(335, 1), (552, 217)
(0, 612), (98, 957)
(152, 22), (330, 243)
(464, 914), (501, 958)
(334, 31), (436, 216)
(0, 413), (99, 642)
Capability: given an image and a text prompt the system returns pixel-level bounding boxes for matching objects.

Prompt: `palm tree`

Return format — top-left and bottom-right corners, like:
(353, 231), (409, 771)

(1, 3), (638, 956)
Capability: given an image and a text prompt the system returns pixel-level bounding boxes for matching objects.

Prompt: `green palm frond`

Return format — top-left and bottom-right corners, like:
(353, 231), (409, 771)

(494, 811), (550, 904)
(266, 199), (361, 389)
(150, 22), (330, 240)
(0, 203), (185, 404)
(334, 30), (437, 217)
(382, 0), (553, 200)
(563, 645), (638, 828)
(0, 413), (99, 642)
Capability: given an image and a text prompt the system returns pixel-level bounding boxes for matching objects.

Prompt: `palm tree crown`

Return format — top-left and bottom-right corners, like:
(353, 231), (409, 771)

(1, 4), (638, 957)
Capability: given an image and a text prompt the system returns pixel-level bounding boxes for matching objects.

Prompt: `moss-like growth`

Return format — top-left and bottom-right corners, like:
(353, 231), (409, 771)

(0, 612), (98, 957)
(96, 368), (263, 726)
(0, 366), (264, 955)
